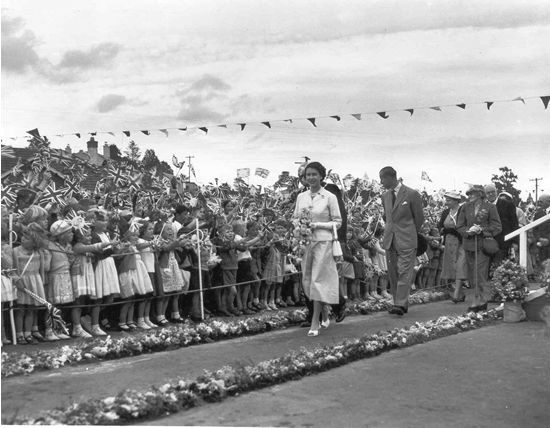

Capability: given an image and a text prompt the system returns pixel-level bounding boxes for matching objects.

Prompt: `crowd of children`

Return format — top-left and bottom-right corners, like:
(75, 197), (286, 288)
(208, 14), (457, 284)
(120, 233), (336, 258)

(1, 186), (451, 346)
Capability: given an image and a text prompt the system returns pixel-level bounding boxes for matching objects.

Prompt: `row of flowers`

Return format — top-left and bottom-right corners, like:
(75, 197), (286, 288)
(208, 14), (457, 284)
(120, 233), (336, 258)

(1, 290), (448, 378)
(15, 309), (498, 425)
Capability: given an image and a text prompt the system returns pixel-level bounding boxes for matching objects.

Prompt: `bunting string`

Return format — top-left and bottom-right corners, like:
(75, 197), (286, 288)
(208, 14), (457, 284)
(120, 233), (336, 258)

(2, 95), (548, 141)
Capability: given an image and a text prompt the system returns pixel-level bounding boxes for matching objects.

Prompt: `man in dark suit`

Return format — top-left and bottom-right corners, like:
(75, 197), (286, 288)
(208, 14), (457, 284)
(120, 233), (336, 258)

(379, 167), (424, 316)
(484, 185), (519, 266)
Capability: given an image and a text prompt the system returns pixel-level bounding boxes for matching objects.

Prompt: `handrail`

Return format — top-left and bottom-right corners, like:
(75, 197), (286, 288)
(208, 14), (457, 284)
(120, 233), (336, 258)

(505, 213), (550, 241)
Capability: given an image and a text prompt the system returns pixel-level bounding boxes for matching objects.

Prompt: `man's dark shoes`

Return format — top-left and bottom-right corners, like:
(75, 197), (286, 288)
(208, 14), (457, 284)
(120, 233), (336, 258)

(388, 306), (405, 316)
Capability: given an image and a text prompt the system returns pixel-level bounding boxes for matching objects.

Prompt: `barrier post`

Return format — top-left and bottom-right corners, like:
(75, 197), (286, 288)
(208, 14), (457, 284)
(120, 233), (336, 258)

(196, 219), (204, 321)
(8, 214), (17, 345)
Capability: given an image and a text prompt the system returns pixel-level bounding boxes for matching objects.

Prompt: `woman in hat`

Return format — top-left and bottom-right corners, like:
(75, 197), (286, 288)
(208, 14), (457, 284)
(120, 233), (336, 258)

(457, 185), (502, 312)
(438, 191), (467, 302)
(293, 161), (342, 336)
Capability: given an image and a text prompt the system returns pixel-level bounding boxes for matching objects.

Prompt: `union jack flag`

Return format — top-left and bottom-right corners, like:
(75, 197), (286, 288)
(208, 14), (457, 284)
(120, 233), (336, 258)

(1, 184), (17, 206)
(37, 183), (67, 207)
(1, 145), (16, 159)
(106, 165), (129, 185)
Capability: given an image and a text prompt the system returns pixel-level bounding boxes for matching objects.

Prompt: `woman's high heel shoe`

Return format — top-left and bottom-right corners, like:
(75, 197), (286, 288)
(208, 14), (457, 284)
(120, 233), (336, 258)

(320, 319), (330, 329)
(307, 329), (319, 337)
(451, 295), (466, 304)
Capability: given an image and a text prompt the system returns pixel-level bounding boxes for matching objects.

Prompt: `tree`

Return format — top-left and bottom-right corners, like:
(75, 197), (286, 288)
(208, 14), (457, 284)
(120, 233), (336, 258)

(124, 140), (141, 162)
(141, 148), (173, 177)
(491, 166), (521, 203)
(142, 148), (160, 170)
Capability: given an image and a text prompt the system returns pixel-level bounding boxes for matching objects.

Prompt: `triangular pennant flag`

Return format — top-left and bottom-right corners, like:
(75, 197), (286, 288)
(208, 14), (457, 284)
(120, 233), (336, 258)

(239, 123), (246, 131)
(199, 127), (208, 134)
(485, 101), (494, 110)
(90, 132), (97, 136)
(284, 119), (293, 123)
(262, 122), (271, 128)
(405, 109), (414, 116)
(108, 132), (115, 136)
(159, 129), (169, 137)
(377, 112), (389, 119)
(141, 130), (150, 135)
(430, 106), (442, 111)
(541, 96), (550, 109)
(330, 115), (341, 121)
(456, 103), (466, 109)
(351, 113), (361, 120)
(217, 124), (228, 128)
(75, 133), (81, 138)
(123, 131), (131, 137)
(27, 128), (41, 138)
(178, 127), (187, 132)
(307, 118), (317, 127)
(513, 96), (525, 104)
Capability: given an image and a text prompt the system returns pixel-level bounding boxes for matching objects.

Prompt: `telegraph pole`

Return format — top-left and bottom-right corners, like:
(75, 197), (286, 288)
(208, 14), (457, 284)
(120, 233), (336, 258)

(186, 155), (195, 183)
(530, 177), (543, 203)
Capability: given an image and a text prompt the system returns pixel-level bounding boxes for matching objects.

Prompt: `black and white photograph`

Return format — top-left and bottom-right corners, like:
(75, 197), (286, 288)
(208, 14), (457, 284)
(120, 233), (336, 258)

(1, 0), (549, 426)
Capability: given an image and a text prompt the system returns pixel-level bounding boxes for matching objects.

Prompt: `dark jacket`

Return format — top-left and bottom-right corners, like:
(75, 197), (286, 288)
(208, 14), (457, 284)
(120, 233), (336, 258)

(438, 207), (463, 244)
(457, 200), (502, 252)
(495, 198), (519, 248)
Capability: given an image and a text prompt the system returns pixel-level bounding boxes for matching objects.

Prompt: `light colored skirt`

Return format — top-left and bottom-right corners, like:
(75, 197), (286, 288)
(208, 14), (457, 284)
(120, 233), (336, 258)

(1, 275), (16, 303)
(95, 258), (121, 298)
(441, 235), (467, 281)
(48, 271), (74, 304)
(119, 261), (154, 298)
(301, 240), (339, 304)
(16, 274), (46, 306)
(161, 256), (184, 293)
(71, 262), (97, 299)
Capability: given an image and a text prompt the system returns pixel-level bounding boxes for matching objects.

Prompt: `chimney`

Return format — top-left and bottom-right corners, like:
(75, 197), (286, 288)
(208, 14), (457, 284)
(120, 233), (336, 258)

(103, 143), (110, 159)
(86, 137), (98, 157)
(65, 144), (72, 154)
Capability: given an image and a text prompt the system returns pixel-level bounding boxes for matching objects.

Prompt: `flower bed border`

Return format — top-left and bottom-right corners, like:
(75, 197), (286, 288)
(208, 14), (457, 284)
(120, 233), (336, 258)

(1, 290), (448, 379)
(15, 309), (499, 425)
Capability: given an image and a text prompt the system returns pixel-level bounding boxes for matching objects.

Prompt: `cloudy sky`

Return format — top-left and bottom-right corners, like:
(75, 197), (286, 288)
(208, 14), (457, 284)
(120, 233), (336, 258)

(2, 0), (549, 196)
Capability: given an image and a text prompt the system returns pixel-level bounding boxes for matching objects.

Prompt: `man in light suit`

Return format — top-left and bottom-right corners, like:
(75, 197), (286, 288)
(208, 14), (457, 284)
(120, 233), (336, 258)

(379, 167), (424, 316)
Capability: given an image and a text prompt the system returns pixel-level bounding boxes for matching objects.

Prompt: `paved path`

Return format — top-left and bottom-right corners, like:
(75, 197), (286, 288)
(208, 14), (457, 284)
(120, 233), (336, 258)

(145, 322), (550, 428)
(2, 299), (471, 420)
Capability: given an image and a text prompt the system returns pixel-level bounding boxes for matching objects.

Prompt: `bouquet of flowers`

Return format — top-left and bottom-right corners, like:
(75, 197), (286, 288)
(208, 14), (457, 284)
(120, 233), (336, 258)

(490, 260), (529, 302)
(536, 259), (550, 290)
(291, 208), (313, 257)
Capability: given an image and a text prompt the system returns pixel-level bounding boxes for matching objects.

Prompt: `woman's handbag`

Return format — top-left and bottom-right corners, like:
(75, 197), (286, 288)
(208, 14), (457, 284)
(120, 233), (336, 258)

(332, 223), (343, 258)
(482, 236), (500, 255)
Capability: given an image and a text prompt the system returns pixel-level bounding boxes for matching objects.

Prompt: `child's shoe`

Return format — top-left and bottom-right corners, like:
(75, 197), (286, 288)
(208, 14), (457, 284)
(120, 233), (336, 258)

(90, 325), (108, 336)
(285, 298), (295, 306)
(127, 322), (138, 330)
(72, 325), (92, 338)
(268, 301), (278, 310)
(276, 299), (287, 307)
(381, 290), (392, 299)
(44, 330), (60, 341)
(55, 331), (71, 340)
(144, 318), (158, 328)
(136, 320), (151, 330)
(31, 330), (45, 342)
(118, 323), (130, 331)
